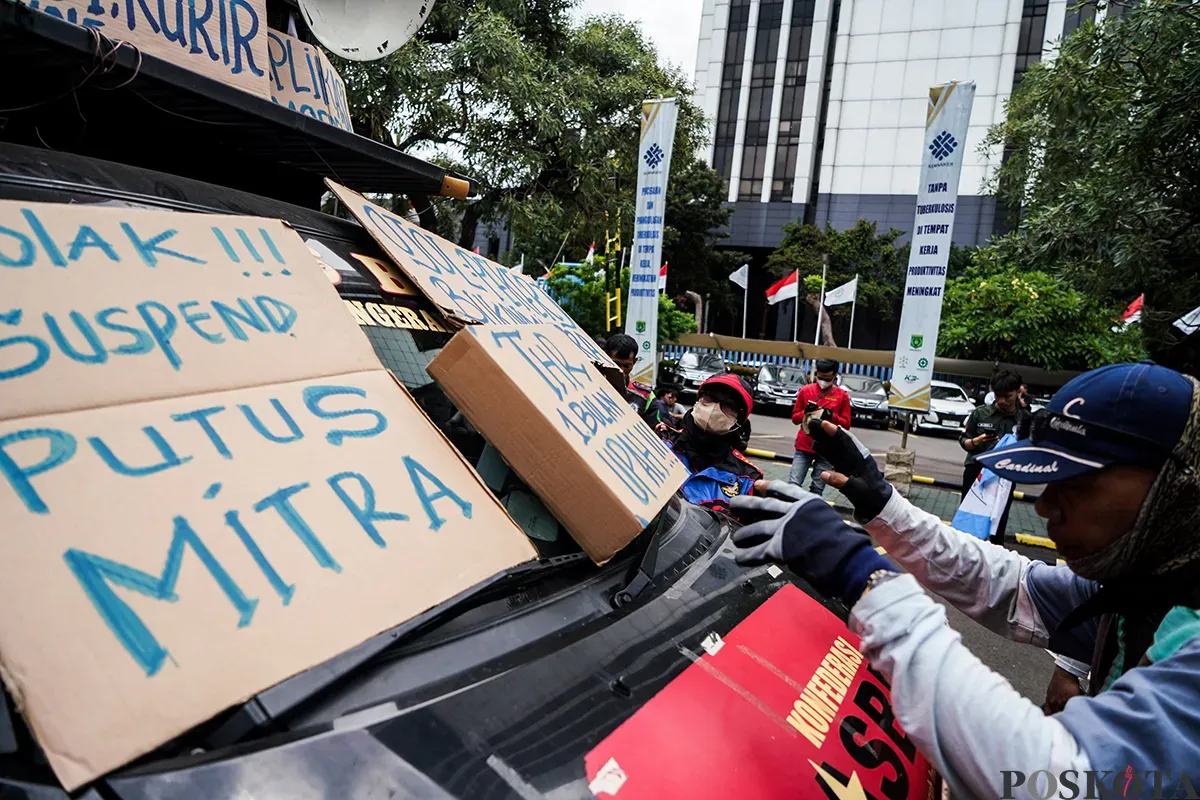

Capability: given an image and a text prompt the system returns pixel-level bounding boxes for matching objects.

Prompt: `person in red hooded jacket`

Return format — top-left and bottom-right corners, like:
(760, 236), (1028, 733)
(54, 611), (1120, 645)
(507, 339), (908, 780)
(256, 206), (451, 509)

(789, 358), (852, 496)
(658, 374), (762, 513)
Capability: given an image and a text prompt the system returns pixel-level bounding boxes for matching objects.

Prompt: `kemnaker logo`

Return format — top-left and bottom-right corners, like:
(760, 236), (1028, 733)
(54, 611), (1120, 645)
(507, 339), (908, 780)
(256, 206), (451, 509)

(929, 130), (957, 161)
(643, 143), (665, 169)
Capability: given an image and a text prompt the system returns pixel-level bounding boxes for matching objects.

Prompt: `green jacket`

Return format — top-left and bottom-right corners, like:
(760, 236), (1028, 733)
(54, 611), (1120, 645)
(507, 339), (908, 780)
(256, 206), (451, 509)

(960, 404), (1030, 464)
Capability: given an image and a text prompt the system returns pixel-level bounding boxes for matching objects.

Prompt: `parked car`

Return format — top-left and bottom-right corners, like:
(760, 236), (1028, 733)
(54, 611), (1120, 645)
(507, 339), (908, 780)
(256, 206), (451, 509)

(667, 351), (728, 398)
(753, 364), (807, 412)
(840, 374), (890, 429)
(907, 380), (976, 435)
(0, 140), (890, 799)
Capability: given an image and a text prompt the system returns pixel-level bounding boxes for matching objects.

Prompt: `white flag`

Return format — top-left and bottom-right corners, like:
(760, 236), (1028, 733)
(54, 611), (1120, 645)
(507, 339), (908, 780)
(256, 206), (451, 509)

(729, 263), (749, 290)
(1174, 304), (1200, 335)
(823, 276), (857, 306)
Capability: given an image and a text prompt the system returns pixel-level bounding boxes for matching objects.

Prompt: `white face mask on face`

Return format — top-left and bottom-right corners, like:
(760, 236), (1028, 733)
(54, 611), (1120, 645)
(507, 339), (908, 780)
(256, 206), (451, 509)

(693, 400), (738, 434)
(817, 379), (833, 390)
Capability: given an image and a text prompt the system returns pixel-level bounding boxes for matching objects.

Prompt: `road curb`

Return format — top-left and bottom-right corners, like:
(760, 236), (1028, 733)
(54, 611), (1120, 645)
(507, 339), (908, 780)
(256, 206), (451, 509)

(745, 447), (1040, 503)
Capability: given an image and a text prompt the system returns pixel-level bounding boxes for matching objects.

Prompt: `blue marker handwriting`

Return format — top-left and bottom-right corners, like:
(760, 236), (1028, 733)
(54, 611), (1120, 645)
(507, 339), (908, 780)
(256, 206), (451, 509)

(25, 0), (265, 80)
(63, 456), (473, 677)
(0, 209), (286, 269)
(0, 385), (386, 516)
(0, 294), (299, 381)
(483, 326), (679, 505)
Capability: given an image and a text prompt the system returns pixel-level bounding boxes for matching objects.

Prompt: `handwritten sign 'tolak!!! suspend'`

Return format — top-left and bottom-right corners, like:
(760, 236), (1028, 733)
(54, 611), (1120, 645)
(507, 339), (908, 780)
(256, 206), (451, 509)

(324, 180), (619, 374)
(429, 325), (687, 564)
(0, 201), (536, 789)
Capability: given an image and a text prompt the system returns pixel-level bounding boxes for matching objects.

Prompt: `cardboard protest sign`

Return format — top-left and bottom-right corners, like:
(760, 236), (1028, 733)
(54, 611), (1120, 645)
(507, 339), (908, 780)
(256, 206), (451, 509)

(324, 181), (618, 374)
(429, 324), (686, 564)
(0, 200), (535, 789)
(268, 31), (355, 132)
(22, 0), (270, 100)
(584, 584), (936, 799)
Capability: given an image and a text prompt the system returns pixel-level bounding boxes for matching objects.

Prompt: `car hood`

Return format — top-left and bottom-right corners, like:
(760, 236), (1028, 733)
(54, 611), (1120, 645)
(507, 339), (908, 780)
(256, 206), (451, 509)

(102, 543), (853, 800)
(847, 390), (887, 404)
(931, 398), (973, 414)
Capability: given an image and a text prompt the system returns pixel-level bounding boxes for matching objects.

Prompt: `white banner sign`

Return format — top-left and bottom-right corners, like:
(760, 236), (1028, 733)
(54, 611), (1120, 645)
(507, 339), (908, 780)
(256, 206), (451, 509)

(625, 98), (678, 388)
(889, 81), (975, 412)
(823, 277), (857, 306)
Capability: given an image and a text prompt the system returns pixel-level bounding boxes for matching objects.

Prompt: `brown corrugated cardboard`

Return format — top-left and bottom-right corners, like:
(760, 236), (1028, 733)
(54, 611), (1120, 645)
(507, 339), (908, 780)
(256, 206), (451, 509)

(0, 200), (535, 789)
(429, 325), (687, 564)
(21, 0), (270, 100)
(267, 31), (354, 132)
(323, 180), (620, 377)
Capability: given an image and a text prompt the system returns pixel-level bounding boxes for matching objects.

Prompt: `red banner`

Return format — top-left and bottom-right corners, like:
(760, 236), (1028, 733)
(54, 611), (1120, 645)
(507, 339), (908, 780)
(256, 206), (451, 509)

(585, 584), (935, 799)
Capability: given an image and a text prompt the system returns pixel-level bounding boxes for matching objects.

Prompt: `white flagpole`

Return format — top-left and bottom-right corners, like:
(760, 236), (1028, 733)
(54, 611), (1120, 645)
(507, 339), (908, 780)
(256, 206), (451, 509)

(848, 272), (858, 349)
(792, 270), (799, 342)
(742, 285), (748, 339)
(814, 262), (827, 347)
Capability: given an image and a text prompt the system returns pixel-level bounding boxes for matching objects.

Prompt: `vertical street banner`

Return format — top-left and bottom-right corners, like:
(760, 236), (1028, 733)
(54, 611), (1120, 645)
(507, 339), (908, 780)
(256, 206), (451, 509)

(889, 81), (975, 411)
(625, 97), (678, 388)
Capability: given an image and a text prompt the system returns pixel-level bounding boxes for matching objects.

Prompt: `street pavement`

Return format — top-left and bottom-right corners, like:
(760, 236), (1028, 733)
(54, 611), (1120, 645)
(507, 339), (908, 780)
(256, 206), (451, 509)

(745, 410), (1060, 706)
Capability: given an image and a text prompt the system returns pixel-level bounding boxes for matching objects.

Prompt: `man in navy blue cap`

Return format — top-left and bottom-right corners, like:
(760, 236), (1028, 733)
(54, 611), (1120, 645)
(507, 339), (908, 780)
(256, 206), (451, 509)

(727, 362), (1200, 798)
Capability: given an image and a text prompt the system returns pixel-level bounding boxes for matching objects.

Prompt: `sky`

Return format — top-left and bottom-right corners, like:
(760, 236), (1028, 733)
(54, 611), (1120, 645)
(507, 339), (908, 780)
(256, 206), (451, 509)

(575, 0), (703, 79)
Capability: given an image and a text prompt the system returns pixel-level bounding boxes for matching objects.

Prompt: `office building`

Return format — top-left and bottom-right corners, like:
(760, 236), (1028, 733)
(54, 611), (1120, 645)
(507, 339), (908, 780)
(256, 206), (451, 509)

(692, 0), (1120, 251)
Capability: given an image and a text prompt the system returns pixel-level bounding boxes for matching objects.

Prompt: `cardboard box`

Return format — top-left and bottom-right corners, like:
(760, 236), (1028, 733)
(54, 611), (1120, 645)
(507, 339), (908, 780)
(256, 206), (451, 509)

(268, 30), (354, 132)
(429, 325), (687, 564)
(325, 180), (619, 375)
(0, 200), (535, 788)
(23, 0), (270, 100)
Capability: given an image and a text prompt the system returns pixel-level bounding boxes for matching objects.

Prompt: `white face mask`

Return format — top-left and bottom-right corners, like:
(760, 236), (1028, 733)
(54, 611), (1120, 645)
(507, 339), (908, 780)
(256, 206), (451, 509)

(693, 400), (738, 434)
(817, 379), (833, 390)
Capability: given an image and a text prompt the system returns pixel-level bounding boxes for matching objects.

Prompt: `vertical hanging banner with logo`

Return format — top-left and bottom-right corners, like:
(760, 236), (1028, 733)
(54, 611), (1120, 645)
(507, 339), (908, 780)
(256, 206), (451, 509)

(889, 81), (975, 411)
(625, 98), (678, 389)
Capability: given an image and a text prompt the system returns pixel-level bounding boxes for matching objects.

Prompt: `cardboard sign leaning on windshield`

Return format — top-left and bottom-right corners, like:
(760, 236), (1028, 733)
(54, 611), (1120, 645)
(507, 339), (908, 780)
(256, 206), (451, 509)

(429, 325), (687, 564)
(324, 181), (620, 376)
(0, 201), (536, 789)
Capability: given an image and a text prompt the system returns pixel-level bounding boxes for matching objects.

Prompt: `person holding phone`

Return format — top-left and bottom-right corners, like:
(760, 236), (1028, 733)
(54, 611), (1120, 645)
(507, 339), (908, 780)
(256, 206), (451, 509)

(960, 369), (1030, 542)
(789, 358), (852, 496)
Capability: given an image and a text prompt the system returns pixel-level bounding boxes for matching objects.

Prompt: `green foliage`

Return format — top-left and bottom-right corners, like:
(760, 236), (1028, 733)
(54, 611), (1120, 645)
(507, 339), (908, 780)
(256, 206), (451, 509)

(333, 0), (740, 318)
(334, 2), (698, 255)
(939, 264), (1146, 371)
(660, 155), (748, 311)
(545, 259), (695, 342)
(657, 292), (699, 342)
(983, 0), (1200, 360)
(766, 220), (914, 345)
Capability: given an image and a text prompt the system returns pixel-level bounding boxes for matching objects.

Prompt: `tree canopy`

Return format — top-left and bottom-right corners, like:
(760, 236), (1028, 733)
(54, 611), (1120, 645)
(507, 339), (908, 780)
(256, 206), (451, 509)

(545, 259), (696, 342)
(765, 220), (910, 346)
(984, 0), (1200, 366)
(335, 2), (690, 254)
(938, 247), (1145, 370)
(333, 0), (742, 316)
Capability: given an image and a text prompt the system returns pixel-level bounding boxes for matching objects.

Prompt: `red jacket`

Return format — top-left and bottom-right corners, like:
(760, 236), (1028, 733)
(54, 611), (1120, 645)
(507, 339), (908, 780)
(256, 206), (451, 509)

(791, 383), (852, 453)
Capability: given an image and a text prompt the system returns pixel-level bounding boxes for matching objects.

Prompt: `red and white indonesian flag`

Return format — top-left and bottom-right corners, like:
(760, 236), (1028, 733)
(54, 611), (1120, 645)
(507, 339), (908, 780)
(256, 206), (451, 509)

(1122, 294), (1144, 326)
(586, 241), (596, 265)
(659, 263), (668, 291)
(766, 271), (799, 305)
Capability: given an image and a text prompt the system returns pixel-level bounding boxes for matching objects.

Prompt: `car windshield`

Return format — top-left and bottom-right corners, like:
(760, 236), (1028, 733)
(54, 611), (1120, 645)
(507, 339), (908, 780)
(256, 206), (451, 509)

(932, 385), (968, 401)
(841, 375), (884, 394)
(763, 366), (803, 384)
(679, 353), (700, 368)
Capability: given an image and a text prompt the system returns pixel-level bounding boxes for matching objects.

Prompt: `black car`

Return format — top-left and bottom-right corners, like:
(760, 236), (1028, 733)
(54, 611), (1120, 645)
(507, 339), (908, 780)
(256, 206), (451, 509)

(663, 351), (728, 399)
(0, 142), (882, 798)
(752, 364), (807, 414)
(840, 375), (891, 429)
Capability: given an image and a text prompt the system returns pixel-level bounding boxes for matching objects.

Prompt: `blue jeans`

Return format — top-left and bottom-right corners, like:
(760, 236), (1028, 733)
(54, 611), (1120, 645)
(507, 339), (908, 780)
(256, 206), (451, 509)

(789, 450), (833, 496)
